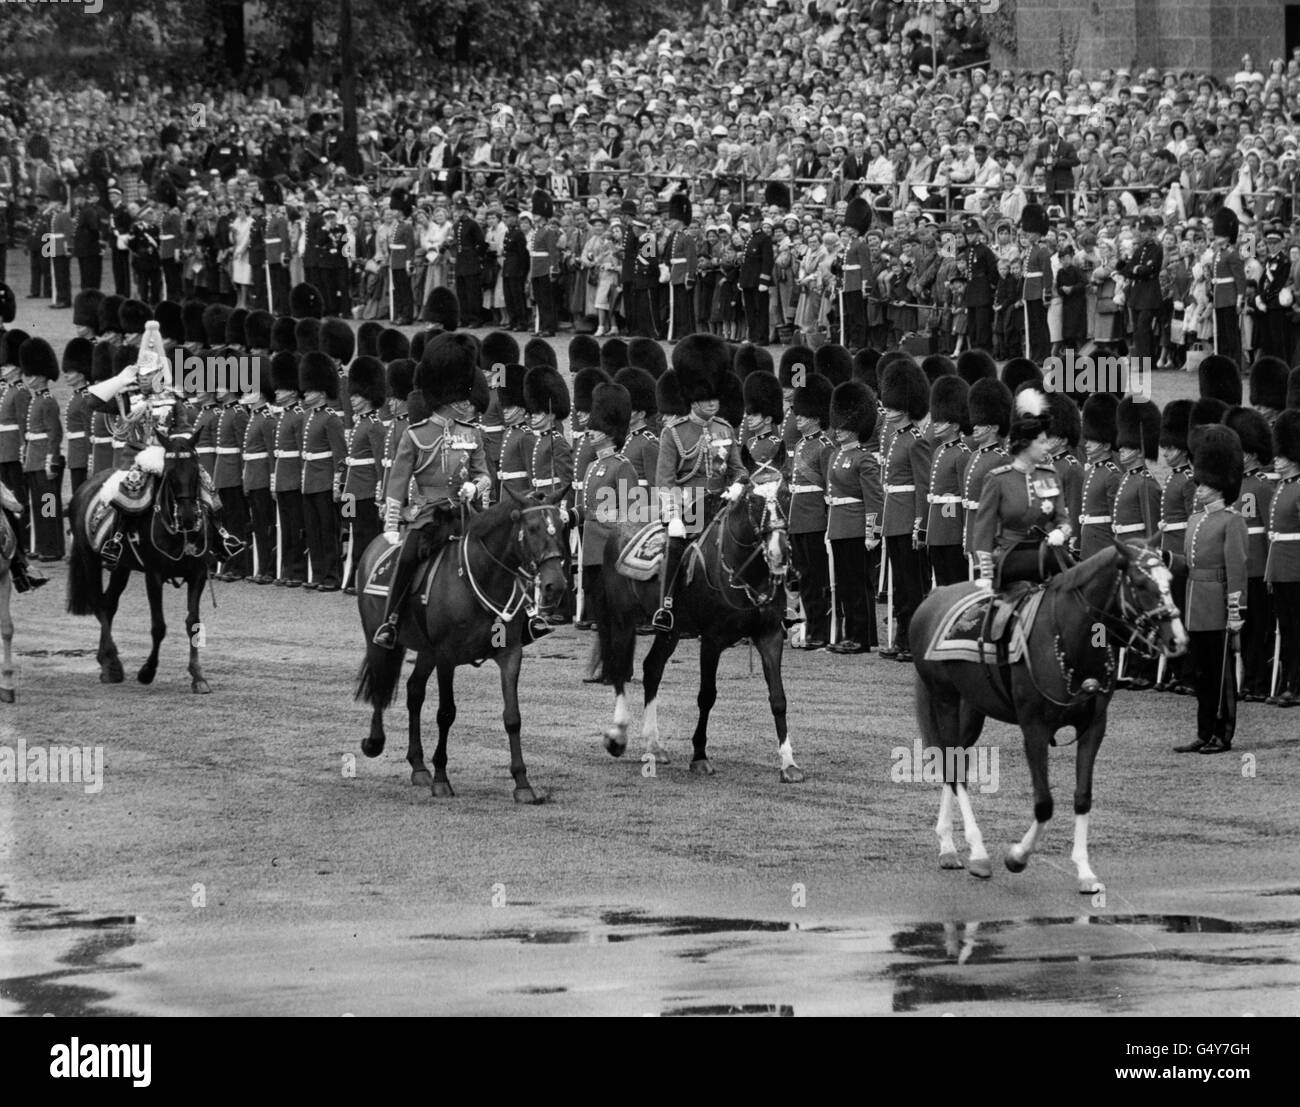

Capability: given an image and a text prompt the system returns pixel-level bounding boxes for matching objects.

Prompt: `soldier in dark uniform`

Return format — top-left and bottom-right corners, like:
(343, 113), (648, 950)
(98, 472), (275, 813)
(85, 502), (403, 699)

(298, 351), (347, 591)
(388, 193), (416, 325)
(651, 337), (748, 631)
(826, 379), (882, 654)
(342, 356), (387, 594)
(1113, 395), (1163, 689)
(1208, 207), (1246, 368)
(315, 209), (351, 319)
(961, 377), (1012, 579)
(1224, 406), (1276, 703)
(373, 335), (491, 648)
(241, 358), (278, 585)
(617, 203), (643, 337)
(159, 200), (184, 304)
(663, 194), (697, 342)
(787, 374), (834, 649)
(501, 202), (530, 332)
(18, 338), (64, 560)
(493, 363), (531, 501)
(958, 218), (999, 353)
(926, 375), (971, 586)
(1265, 411), (1300, 707)
(107, 185), (133, 297)
(1078, 393), (1122, 559)
(264, 190), (292, 316)
(451, 196), (485, 329)
(522, 362), (572, 633)
(1156, 399), (1196, 693)
(270, 350), (307, 586)
(1255, 225), (1291, 360)
(971, 388), (1071, 590)
(1173, 426), (1248, 754)
(1019, 202), (1052, 361)
(1117, 213), (1164, 362)
(614, 367), (659, 491)
(836, 198), (872, 350)
(878, 357), (931, 660)
(530, 202), (560, 337)
(50, 201), (75, 308)
(62, 338), (93, 495)
(738, 215), (775, 346)
(129, 211), (162, 306)
(740, 368), (784, 486)
(72, 190), (104, 292)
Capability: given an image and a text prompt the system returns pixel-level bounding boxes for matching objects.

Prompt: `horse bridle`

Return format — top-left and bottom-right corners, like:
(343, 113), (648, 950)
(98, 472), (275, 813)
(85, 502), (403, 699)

(463, 503), (567, 621)
(715, 490), (787, 610)
(152, 446), (208, 562)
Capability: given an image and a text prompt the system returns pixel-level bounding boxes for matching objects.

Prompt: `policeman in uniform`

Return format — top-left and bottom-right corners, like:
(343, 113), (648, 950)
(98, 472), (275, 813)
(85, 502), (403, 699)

(62, 337), (93, 496)
(373, 335), (491, 648)
(1117, 213), (1165, 361)
(1113, 395), (1163, 689)
(241, 359), (278, 584)
(614, 367), (659, 491)
(971, 388), (1072, 590)
(651, 337), (748, 631)
(388, 193), (416, 325)
(926, 375), (971, 586)
(1255, 225), (1291, 360)
(451, 196), (486, 329)
(878, 357), (931, 661)
(1225, 406), (1276, 702)
(18, 339), (64, 560)
(739, 215), (775, 346)
(1265, 410), (1300, 706)
(1156, 399), (1196, 693)
(1020, 202), (1052, 361)
(1173, 426), (1248, 754)
(826, 379), (882, 654)
(50, 202), (75, 308)
(298, 351), (347, 591)
(961, 377), (1012, 578)
(664, 194), (697, 342)
(787, 374), (834, 649)
(1078, 393), (1122, 559)
(1209, 207), (1246, 368)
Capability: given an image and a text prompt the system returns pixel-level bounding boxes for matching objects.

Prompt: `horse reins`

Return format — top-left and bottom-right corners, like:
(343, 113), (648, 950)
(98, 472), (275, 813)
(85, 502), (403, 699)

(714, 493), (785, 610)
(461, 504), (566, 623)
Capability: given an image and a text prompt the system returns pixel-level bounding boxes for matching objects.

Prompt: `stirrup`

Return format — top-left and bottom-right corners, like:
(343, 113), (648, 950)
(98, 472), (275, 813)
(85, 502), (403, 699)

(527, 614), (554, 638)
(651, 606), (674, 632)
(219, 530), (247, 559)
(101, 534), (124, 569)
(372, 618), (399, 649)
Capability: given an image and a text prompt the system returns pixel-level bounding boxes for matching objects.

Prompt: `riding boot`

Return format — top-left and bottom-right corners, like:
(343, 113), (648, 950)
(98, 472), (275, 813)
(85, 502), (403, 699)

(5, 510), (47, 592)
(100, 531), (125, 571)
(651, 535), (686, 631)
(374, 525), (445, 648)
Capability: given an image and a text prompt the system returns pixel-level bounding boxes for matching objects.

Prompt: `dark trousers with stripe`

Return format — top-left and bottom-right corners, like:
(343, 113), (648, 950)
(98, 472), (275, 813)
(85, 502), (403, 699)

(78, 254), (103, 292)
(830, 536), (876, 647)
(842, 290), (866, 349)
(1241, 576), (1271, 696)
(269, 265), (291, 315)
(70, 467), (88, 498)
(29, 247), (49, 297)
(504, 274), (528, 328)
(668, 283), (695, 340)
(303, 490), (341, 588)
(275, 490), (308, 582)
(791, 531), (829, 642)
(52, 256), (72, 304)
(1189, 629), (1237, 742)
(885, 533), (926, 649)
(217, 484), (251, 576)
(1026, 298), (1049, 361)
(391, 270), (414, 322)
(531, 275), (556, 333)
(929, 544), (967, 587)
(1273, 582), (1300, 696)
(742, 287), (769, 344)
(344, 498), (381, 590)
(162, 259), (183, 302)
(246, 487), (277, 578)
(111, 249), (131, 296)
(26, 469), (64, 558)
(455, 274), (481, 327)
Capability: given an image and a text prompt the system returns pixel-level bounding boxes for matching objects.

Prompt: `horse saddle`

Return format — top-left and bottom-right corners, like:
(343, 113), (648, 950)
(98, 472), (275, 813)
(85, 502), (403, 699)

(614, 520), (666, 581)
(923, 584), (1046, 667)
(100, 468), (158, 516)
(361, 537), (453, 607)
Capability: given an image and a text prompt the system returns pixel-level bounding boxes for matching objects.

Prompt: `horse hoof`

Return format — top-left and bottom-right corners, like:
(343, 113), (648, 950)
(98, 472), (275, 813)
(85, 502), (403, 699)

(0, 688), (13, 704)
(411, 769), (434, 788)
(513, 786), (545, 805)
(1004, 848), (1027, 874)
(779, 764), (806, 783)
(689, 758), (716, 777)
(938, 850), (965, 870)
(191, 679), (211, 695)
(100, 665), (124, 684)
(137, 667), (156, 685)
(1079, 878), (1105, 896)
(967, 856), (993, 879)
(602, 728), (628, 758)
(431, 779), (455, 798)
(361, 739), (384, 759)
(645, 741), (670, 764)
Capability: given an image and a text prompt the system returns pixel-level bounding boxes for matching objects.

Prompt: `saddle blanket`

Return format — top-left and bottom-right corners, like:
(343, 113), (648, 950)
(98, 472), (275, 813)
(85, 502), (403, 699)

(361, 540), (450, 607)
(0, 512), (14, 562)
(923, 587), (1046, 666)
(614, 521), (666, 581)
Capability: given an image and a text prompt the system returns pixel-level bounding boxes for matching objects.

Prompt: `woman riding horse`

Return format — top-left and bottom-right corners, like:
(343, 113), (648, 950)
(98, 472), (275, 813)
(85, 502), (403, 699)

(970, 387), (1073, 592)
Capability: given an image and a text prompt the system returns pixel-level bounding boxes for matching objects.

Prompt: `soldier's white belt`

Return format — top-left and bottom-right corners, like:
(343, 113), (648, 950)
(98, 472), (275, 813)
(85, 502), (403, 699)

(886, 484), (916, 493)
(791, 483), (822, 494)
(963, 499), (979, 511)
(1081, 514), (1112, 525)
(498, 470), (527, 480)
(90, 436), (113, 445)
(479, 424), (503, 434)
(274, 450), (300, 458)
(243, 451), (268, 461)
(928, 493), (962, 504)
(1270, 532), (1300, 541)
(671, 257), (688, 264)
(0, 424), (18, 432)
(1023, 271), (1043, 278)
(303, 451), (334, 461)
(843, 264), (861, 271)
(1214, 277), (1236, 283)
(532, 477), (559, 487)
(216, 446), (240, 454)
(1247, 526), (1266, 535)
(345, 457), (373, 466)
(1161, 521), (1187, 531)
(1114, 522), (1145, 534)
(828, 496), (862, 506)
(67, 431), (86, 439)
(197, 446), (216, 454)
(24, 432), (48, 440)
(530, 251), (550, 257)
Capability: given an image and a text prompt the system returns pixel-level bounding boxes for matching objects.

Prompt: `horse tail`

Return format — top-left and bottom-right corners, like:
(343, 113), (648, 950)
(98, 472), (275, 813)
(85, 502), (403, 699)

(914, 667), (943, 749)
(355, 644), (407, 709)
(66, 508), (103, 617)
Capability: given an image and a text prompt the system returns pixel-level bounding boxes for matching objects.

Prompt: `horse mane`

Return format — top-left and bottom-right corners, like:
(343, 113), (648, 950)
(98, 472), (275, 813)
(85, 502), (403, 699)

(1050, 545), (1121, 593)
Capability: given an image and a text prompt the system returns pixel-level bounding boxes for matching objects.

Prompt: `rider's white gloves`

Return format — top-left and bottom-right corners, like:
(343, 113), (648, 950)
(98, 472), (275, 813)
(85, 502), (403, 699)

(667, 517), (686, 539)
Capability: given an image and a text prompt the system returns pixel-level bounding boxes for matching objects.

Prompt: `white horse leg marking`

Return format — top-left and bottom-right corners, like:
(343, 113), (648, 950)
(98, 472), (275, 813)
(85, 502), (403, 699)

(955, 784), (990, 877)
(1007, 819), (1045, 871)
(1072, 813), (1103, 893)
(613, 693), (629, 729)
(778, 739), (797, 770)
(936, 786), (960, 862)
(641, 698), (668, 762)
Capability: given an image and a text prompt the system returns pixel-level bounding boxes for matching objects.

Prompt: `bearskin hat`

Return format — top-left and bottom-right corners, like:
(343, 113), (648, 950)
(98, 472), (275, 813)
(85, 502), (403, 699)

(62, 336), (93, 379)
(1274, 409), (1300, 464)
(970, 378), (1013, 436)
(1001, 356), (1043, 393)
(523, 364), (571, 419)
(73, 289), (105, 333)
(1289, 367), (1300, 411)
(19, 337), (59, 381)
(568, 333), (601, 371)
(243, 309), (274, 352)
(1249, 356), (1290, 411)
(348, 355), (388, 409)
(600, 337), (630, 374)
(1020, 202), (1048, 236)
(1212, 205), (1239, 245)
(410, 330), (427, 363)
(99, 293), (125, 336)
(294, 317), (320, 355)
(844, 196), (873, 235)
(880, 357), (929, 422)
(0, 329), (30, 369)
(1160, 398), (1193, 450)
(298, 351), (339, 399)
(1117, 396), (1161, 460)
(1045, 392), (1081, 446)
(765, 181), (792, 211)
(792, 372), (832, 425)
(531, 188), (554, 220)
(379, 328), (411, 363)
(481, 331), (520, 376)
(416, 332), (478, 409)
(816, 343), (853, 387)
(672, 334), (731, 403)
(852, 347), (881, 392)
(202, 303), (232, 347)
(356, 320), (385, 359)
(223, 307), (248, 348)
(1192, 424), (1244, 504)
(320, 317), (355, 363)
(290, 282), (324, 320)
(779, 344), (816, 389)
(668, 192), (692, 227)
(743, 369), (783, 425)
(719, 369), (744, 429)
(254, 356), (276, 403)
(1198, 353), (1242, 406)
(573, 367), (610, 413)
(421, 285), (460, 330)
(1189, 397), (1230, 450)
(524, 337), (557, 370)
(588, 382), (632, 448)
(1009, 388), (1054, 453)
(957, 348), (998, 385)
(0, 281), (13, 325)
(113, 345), (136, 375)
(930, 375), (970, 431)
(734, 342), (773, 381)
(270, 351), (300, 394)
(498, 363), (528, 410)
(656, 369), (690, 418)
(154, 300), (185, 345)
(831, 380), (878, 442)
(1224, 405), (1274, 465)
(628, 336), (667, 379)
(182, 299), (207, 346)
(386, 358), (415, 403)
(118, 298), (151, 337)
(471, 364), (491, 415)
(271, 316), (297, 354)
(921, 354), (957, 384)
(91, 340), (117, 384)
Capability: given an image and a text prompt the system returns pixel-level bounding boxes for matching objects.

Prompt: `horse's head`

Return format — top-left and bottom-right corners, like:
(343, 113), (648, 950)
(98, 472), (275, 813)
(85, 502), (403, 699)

(159, 430), (203, 536)
(504, 485), (571, 611)
(731, 480), (790, 585)
(1113, 540), (1188, 658)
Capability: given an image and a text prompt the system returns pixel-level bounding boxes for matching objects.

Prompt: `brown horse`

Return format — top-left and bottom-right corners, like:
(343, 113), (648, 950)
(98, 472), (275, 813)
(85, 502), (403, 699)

(910, 540), (1188, 893)
(354, 487), (570, 803)
(66, 430), (212, 693)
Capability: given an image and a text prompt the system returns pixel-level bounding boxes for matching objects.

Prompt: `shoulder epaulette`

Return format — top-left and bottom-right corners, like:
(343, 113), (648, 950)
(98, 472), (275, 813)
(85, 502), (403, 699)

(957, 440), (972, 453)
(639, 428), (658, 440)
(663, 414), (689, 427)
(1102, 460), (1120, 472)
(907, 425), (924, 438)
(409, 417), (430, 429)
(990, 463), (1014, 475)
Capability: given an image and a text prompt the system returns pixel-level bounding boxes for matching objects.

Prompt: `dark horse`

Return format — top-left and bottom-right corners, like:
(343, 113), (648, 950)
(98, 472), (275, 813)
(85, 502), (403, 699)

(67, 431), (212, 693)
(354, 488), (569, 803)
(595, 482), (803, 781)
(910, 540), (1188, 893)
